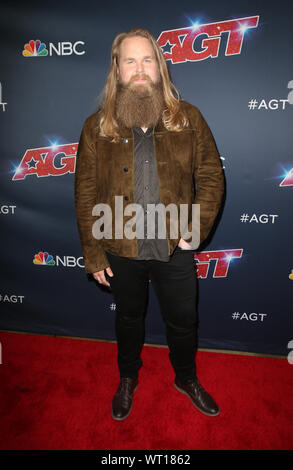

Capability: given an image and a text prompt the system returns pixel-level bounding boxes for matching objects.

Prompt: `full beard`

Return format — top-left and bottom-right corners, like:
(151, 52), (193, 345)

(115, 75), (165, 129)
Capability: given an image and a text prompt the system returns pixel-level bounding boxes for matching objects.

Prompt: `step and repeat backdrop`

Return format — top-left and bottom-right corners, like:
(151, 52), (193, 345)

(0, 0), (292, 356)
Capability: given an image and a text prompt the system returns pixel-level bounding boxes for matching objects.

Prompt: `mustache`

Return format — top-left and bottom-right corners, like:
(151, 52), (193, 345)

(128, 73), (152, 84)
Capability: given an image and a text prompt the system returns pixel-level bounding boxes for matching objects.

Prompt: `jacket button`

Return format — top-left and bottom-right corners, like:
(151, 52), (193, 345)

(124, 195), (129, 201)
(123, 167), (128, 172)
(123, 139), (128, 143)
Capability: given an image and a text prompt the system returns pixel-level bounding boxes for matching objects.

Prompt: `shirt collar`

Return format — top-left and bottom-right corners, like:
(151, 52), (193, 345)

(133, 127), (153, 136)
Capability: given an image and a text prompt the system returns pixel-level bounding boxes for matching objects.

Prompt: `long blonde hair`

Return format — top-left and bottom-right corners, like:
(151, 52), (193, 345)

(99, 28), (188, 141)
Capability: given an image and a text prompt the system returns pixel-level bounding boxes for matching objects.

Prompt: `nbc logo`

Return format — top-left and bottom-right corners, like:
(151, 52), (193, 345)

(23, 40), (48, 57)
(33, 252), (55, 265)
(22, 39), (85, 57)
(33, 251), (84, 268)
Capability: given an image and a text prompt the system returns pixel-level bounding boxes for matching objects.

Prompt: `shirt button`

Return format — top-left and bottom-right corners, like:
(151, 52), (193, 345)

(123, 139), (128, 143)
(145, 160), (149, 163)
(145, 185), (149, 190)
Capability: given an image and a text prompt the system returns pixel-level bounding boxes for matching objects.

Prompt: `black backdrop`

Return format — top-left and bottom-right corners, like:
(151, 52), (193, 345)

(1, 0), (292, 356)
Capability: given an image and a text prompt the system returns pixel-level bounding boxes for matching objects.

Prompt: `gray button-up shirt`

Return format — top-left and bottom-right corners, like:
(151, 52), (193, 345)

(128, 126), (170, 261)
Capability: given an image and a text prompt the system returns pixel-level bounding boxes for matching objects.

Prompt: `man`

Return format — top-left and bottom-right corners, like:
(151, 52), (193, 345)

(75, 28), (224, 421)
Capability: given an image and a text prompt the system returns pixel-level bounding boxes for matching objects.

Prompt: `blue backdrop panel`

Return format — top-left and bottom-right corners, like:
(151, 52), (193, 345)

(0, 0), (292, 356)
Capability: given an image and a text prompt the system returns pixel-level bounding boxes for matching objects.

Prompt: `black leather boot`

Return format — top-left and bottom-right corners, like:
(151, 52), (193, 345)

(174, 377), (220, 416)
(111, 377), (139, 421)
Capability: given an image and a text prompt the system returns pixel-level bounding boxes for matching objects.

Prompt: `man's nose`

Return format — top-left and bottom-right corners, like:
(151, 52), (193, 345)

(136, 61), (144, 73)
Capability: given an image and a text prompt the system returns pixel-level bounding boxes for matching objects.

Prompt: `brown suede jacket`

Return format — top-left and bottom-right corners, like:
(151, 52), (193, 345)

(74, 100), (224, 274)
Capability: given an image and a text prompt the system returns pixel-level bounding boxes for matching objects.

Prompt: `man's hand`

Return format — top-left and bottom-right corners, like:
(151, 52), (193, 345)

(178, 238), (192, 250)
(92, 266), (114, 287)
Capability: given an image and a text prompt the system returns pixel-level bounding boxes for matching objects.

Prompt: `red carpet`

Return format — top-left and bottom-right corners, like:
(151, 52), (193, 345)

(0, 331), (292, 450)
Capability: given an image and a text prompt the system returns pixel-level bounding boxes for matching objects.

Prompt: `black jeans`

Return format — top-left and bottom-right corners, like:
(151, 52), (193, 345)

(105, 247), (198, 384)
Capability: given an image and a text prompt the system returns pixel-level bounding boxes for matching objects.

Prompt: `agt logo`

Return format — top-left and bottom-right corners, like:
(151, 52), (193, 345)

(22, 39), (85, 57)
(12, 143), (77, 180)
(0, 294), (25, 303)
(280, 168), (293, 187)
(157, 15), (259, 64)
(33, 251), (84, 268)
(194, 249), (243, 278)
(0, 205), (16, 215)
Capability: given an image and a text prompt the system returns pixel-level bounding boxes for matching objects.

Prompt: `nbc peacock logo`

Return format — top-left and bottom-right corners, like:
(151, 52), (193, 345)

(22, 39), (48, 57)
(33, 251), (55, 266)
